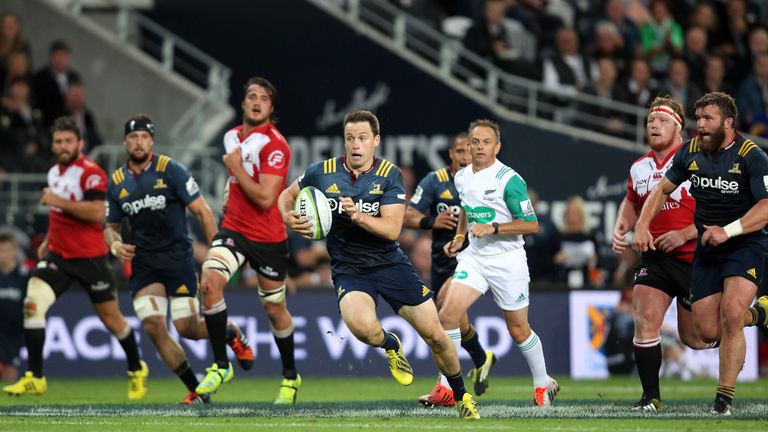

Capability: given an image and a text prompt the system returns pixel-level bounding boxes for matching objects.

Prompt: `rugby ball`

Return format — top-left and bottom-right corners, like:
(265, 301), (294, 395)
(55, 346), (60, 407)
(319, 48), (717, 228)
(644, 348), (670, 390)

(294, 186), (333, 240)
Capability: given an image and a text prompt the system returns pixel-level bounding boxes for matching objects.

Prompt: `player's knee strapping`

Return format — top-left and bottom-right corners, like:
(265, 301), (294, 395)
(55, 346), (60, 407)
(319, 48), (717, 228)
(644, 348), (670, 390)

(259, 284), (287, 305)
(133, 295), (169, 321)
(201, 246), (243, 282)
(170, 297), (199, 321)
(23, 277), (56, 329)
(271, 322), (295, 338)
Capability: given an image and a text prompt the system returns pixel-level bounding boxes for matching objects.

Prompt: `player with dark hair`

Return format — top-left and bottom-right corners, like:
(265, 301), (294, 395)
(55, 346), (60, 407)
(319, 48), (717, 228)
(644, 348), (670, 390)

(404, 132), (496, 406)
(105, 114), (232, 404)
(197, 77), (300, 403)
(278, 110), (480, 420)
(633, 92), (768, 415)
(3, 116), (147, 398)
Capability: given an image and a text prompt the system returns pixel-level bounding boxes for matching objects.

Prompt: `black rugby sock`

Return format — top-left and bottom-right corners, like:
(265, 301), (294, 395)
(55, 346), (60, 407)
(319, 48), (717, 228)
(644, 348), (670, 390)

(118, 328), (142, 371)
(174, 361), (199, 392)
(25, 328), (45, 378)
(634, 339), (662, 400)
(461, 324), (487, 368)
(274, 332), (298, 379)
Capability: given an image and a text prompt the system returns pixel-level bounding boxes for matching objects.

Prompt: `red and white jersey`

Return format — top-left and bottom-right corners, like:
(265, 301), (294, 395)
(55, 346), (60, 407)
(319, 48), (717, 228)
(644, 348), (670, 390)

(626, 145), (695, 262)
(46, 155), (108, 259)
(221, 123), (290, 242)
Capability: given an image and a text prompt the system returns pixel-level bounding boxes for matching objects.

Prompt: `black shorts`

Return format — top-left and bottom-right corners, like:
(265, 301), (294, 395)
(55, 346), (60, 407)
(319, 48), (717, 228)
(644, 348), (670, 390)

(130, 258), (198, 298)
(633, 251), (692, 310)
(32, 252), (116, 304)
(691, 238), (767, 303)
(213, 228), (289, 281)
(334, 262), (433, 314)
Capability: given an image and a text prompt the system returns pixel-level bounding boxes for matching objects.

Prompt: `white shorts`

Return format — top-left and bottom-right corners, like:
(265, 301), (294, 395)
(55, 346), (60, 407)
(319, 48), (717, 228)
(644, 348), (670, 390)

(453, 248), (530, 311)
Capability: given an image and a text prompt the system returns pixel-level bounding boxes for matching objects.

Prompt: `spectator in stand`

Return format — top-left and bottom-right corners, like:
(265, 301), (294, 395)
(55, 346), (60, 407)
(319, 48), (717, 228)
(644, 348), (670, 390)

(0, 12), (30, 78)
(639, 0), (683, 79)
(684, 26), (709, 88)
(689, 2), (734, 59)
(0, 77), (46, 173)
(702, 55), (734, 96)
(506, 0), (564, 51)
(732, 25), (768, 84)
(661, 57), (703, 118)
(578, 57), (630, 137)
(461, 0), (537, 81)
(723, 0), (752, 62)
(736, 52), (768, 134)
(1, 50), (30, 94)
(553, 195), (600, 289)
(31, 40), (81, 129)
(590, 21), (630, 78)
(542, 26), (598, 97)
(624, 58), (661, 109)
(601, 0), (640, 61)
(65, 79), (102, 153)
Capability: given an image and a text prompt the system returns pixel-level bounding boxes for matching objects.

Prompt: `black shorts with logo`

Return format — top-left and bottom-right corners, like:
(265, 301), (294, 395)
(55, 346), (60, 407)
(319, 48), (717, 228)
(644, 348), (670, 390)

(633, 250), (692, 310)
(212, 228), (289, 281)
(691, 237), (767, 303)
(32, 252), (116, 304)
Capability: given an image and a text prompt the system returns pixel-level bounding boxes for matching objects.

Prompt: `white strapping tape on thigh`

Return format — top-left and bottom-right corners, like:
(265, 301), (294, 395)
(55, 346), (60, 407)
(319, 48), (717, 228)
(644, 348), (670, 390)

(133, 295), (168, 321)
(170, 296), (199, 321)
(202, 245), (244, 281)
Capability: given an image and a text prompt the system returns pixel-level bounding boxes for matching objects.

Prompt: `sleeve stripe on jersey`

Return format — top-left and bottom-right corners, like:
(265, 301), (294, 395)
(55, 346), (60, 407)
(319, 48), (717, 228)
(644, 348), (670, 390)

(738, 140), (757, 157)
(323, 157), (337, 174)
(376, 160), (394, 177)
(689, 137), (699, 153)
(156, 155), (171, 172)
(112, 167), (125, 185)
(436, 168), (449, 182)
(496, 166), (511, 179)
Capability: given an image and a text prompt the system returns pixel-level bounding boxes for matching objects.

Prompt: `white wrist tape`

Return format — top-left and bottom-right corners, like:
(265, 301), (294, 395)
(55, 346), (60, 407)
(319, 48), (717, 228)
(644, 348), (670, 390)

(723, 220), (743, 239)
(110, 241), (121, 256)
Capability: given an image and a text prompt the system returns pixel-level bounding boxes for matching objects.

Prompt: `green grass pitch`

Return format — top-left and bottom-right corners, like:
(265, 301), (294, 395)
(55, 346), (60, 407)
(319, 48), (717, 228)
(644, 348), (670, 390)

(1, 375), (766, 431)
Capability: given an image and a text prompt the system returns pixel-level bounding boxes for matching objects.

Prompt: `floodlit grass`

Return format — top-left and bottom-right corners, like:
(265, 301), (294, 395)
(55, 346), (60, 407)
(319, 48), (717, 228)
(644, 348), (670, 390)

(1, 376), (766, 431)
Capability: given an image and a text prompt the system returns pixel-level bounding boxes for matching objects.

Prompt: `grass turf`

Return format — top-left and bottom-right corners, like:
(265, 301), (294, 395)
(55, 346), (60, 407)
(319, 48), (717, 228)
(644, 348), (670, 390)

(1, 375), (766, 431)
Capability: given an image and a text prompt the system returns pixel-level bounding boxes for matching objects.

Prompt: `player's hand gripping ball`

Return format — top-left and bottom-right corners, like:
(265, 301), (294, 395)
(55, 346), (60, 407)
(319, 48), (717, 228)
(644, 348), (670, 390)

(294, 186), (333, 240)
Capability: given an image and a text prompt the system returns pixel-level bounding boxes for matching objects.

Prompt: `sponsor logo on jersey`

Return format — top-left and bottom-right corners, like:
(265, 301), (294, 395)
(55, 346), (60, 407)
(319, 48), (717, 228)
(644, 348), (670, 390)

(153, 179), (167, 189)
(119, 188), (129, 199)
(259, 265), (278, 278)
(85, 174), (104, 190)
(690, 174), (739, 194)
(185, 177), (200, 195)
(325, 183), (340, 194)
(728, 163), (741, 174)
(176, 284), (190, 295)
(267, 150), (285, 168)
(439, 189), (453, 200)
(122, 194), (167, 215)
(422, 286), (430, 297)
(327, 197), (380, 216)
(515, 293), (526, 302)
(453, 270), (468, 280)
(463, 205), (496, 223)
(688, 161), (699, 171)
(369, 183), (383, 195)
(661, 200), (681, 211)
(336, 285), (345, 299)
(747, 268), (757, 279)
(652, 171), (664, 180)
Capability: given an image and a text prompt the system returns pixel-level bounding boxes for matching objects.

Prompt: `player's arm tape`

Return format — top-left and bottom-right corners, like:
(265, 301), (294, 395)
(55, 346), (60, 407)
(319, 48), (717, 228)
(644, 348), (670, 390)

(723, 219), (743, 239)
(419, 215), (435, 229)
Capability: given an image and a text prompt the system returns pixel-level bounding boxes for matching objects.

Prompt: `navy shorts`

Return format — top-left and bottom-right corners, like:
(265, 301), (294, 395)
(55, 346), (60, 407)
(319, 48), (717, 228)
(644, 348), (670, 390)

(633, 250), (692, 310)
(431, 269), (452, 296)
(692, 237), (768, 303)
(213, 228), (289, 281)
(334, 262), (433, 313)
(130, 258), (198, 298)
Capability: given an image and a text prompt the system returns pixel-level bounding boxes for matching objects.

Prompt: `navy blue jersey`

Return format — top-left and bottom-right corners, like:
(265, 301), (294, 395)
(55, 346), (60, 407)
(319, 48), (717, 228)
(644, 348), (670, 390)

(0, 264), (27, 363)
(298, 156), (409, 276)
(666, 135), (768, 240)
(107, 154), (200, 267)
(409, 167), (461, 276)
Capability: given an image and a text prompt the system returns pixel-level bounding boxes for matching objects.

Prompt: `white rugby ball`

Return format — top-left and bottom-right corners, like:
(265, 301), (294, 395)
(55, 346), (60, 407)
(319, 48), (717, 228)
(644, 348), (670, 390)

(295, 186), (333, 240)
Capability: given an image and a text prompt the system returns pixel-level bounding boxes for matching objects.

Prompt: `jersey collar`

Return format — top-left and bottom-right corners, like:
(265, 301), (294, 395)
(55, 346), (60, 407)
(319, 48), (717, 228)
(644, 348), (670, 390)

(236, 123), (271, 143)
(126, 152), (155, 175)
(342, 155), (377, 183)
